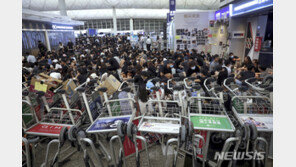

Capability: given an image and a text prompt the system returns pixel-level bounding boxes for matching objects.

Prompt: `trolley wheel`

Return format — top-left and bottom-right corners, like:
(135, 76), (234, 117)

(248, 123), (258, 140)
(59, 127), (68, 147)
(242, 123), (250, 141)
(239, 141), (247, 150)
(211, 133), (222, 144)
(77, 130), (86, 138)
(117, 120), (126, 138)
(68, 126), (78, 142)
(127, 122), (137, 141)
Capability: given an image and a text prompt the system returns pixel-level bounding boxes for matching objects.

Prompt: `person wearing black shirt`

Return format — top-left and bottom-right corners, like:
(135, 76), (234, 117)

(236, 64), (255, 85)
(160, 61), (174, 79)
(38, 41), (48, 55)
(186, 61), (200, 77)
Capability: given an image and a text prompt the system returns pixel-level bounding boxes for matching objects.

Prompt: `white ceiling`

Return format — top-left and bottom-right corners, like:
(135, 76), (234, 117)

(23, 9), (84, 25)
(23, 0), (219, 11)
(23, 0), (219, 20)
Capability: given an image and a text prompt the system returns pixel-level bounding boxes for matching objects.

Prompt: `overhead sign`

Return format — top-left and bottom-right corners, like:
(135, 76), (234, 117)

(169, 0), (176, 11)
(52, 24), (73, 30)
(215, 5), (230, 20)
(230, 0), (273, 17)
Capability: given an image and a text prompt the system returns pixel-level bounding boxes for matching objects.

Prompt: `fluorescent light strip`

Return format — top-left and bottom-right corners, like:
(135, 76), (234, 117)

(232, 3), (273, 16)
(234, 0), (259, 11)
(229, 4), (233, 17)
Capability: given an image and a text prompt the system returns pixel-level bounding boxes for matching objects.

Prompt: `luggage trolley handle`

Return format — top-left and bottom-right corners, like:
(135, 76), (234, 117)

(110, 135), (127, 167)
(193, 134), (206, 167)
(76, 87), (94, 123)
(165, 138), (179, 167)
(36, 91), (51, 113)
(223, 77), (236, 96)
(56, 90), (76, 125)
(204, 77), (216, 92)
(80, 138), (104, 167)
(184, 77), (197, 89)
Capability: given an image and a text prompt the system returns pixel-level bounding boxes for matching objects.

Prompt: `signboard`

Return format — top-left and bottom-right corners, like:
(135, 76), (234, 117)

(231, 0), (273, 17)
(138, 122), (180, 134)
(87, 116), (131, 133)
(254, 36), (262, 52)
(190, 114), (234, 131)
(52, 24), (73, 30)
(215, 5), (230, 20)
(26, 123), (71, 135)
(34, 82), (48, 92)
(169, 0), (176, 11)
(239, 115), (273, 131)
(232, 31), (245, 39)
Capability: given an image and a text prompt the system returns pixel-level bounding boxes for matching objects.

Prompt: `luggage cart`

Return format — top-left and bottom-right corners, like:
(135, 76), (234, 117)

(231, 95), (273, 160)
(245, 76), (273, 103)
(184, 77), (206, 97)
(187, 87), (239, 167)
(23, 90), (82, 167)
(24, 90), (82, 138)
(22, 129), (39, 167)
(137, 85), (183, 164)
(83, 86), (138, 165)
(109, 119), (150, 167)
(224, 77), (260, 97)
(244, 75), (273, 95)
(167, 77), (187, 116)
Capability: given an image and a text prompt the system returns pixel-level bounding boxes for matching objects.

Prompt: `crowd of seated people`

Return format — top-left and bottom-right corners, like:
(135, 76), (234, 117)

(22, 35), (273, 105)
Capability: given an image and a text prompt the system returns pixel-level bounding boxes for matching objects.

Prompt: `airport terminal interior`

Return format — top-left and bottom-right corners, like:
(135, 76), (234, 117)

(22, 0), (273, 166)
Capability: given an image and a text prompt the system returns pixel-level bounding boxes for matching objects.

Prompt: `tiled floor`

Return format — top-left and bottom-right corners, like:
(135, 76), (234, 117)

(32, 138), (273, 167)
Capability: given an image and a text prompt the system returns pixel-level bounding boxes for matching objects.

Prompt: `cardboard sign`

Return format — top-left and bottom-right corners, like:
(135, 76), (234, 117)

(97, 75), (121, 95)
(190, 115), (233, 131)
(34, 82), (48, 92)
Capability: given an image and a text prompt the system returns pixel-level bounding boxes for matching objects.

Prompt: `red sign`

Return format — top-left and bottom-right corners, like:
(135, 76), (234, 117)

(195, 130), (207, 158)
(27, 123), (70, 135)
(123, 119), (143, 156)
(254, 37), (262, 52)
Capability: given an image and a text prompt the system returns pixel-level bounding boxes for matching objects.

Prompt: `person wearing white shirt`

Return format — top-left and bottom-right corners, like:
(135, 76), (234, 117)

(50, 71), (62, 80)
(27, 53), (36, 63)
(146, 36), (152, 51)
(222, 60), (232, 76)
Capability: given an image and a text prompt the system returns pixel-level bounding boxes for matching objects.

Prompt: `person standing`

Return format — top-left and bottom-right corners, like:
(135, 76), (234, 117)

(38, 40), (47, 55)
(146, 36), (152, 51)
(156, 36), (161, 51)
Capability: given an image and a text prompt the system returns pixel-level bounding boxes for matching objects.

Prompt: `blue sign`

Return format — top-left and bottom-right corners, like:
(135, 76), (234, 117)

(88, 28), (97, 37)
(230, 0), (273, 17)
(169, 0), (176, 11)
(87, 116), (130, 132)
(215, 5), (230, 20)
(167, 13), (174, 23)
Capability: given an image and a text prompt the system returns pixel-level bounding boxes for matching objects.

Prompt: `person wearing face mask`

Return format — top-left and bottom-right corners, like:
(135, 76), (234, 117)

(160, 60), (174, 79)
(186, 61), (200, 77)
